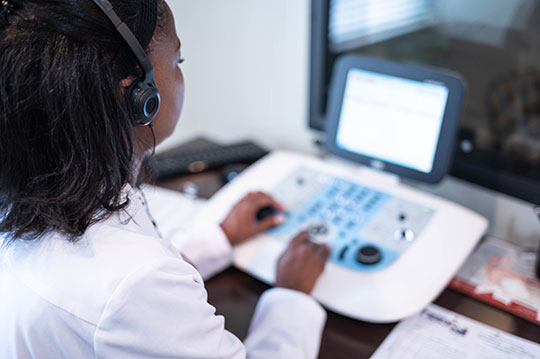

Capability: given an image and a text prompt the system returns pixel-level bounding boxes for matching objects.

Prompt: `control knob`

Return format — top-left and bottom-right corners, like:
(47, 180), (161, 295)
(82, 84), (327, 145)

(356, 245), (382, 265)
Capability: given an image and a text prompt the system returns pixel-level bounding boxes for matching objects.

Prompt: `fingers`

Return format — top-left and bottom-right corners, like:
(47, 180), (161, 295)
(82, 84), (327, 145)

(268, 197), (285, 212)
(291, 231), (330, 258)
(242, 191), (286, 231)
(291, 231), (310, 245)
(276, 231), (330, 294)
(245, 191), (285, 212)
(307, 241), (331, 264)
(314, 243), (331, 263)
(257, 213), (286, 229)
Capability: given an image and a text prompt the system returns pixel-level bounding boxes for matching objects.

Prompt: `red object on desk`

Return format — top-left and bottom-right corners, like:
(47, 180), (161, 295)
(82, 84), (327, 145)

(450, 277), (540, 326)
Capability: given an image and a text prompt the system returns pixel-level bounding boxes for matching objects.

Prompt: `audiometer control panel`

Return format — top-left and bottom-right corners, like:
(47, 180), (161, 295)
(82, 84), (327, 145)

(269, 167), (435, 272)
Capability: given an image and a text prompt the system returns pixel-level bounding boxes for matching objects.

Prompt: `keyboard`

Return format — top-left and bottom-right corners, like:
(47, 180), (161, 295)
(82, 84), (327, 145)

(148, 140), (268, 180)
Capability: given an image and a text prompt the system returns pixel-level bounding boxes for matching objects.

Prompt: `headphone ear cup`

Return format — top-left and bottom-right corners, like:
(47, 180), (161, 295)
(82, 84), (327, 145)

(130, 80), (161, 126)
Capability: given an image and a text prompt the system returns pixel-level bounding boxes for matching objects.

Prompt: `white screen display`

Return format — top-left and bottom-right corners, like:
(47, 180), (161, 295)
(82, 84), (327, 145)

(336, 69), (449, 173)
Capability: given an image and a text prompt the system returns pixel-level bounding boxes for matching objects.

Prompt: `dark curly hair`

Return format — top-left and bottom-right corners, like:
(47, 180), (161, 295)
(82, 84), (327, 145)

(0, 0), (166, 244)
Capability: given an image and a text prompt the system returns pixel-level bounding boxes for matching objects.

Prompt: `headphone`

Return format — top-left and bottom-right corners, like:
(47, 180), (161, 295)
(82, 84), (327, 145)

(91, 0), (160, 127)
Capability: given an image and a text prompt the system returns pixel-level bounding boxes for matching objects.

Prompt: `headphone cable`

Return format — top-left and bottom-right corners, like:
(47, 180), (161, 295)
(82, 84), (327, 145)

(148, 122), (156, 158)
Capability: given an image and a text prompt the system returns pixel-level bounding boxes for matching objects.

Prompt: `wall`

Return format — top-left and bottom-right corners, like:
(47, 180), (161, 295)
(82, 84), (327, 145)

(163, 0), (314, 152)
(164, 1), (539, 248)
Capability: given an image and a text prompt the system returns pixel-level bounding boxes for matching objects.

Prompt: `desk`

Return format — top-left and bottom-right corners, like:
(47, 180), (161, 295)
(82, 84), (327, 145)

(156, 172), (540, 358)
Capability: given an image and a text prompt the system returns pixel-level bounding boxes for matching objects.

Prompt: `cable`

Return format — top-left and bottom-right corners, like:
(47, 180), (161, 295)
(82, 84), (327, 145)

(148, 121), (156, 158)
(136, 185), (164, 239)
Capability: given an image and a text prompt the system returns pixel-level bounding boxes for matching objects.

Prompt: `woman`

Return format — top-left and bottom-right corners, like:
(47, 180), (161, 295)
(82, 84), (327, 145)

(0, 0), (330, 358)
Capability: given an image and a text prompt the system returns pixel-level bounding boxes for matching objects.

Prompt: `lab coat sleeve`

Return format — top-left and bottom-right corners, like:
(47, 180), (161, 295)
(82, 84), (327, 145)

(244, 288), (327, 359)
(168, 224), (234, 280)
(93, 258), (326, 359)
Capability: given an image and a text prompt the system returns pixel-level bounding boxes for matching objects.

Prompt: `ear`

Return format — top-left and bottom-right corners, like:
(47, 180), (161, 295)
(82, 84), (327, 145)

(119, 76), (137, 96)
(120, 77), (135, 89)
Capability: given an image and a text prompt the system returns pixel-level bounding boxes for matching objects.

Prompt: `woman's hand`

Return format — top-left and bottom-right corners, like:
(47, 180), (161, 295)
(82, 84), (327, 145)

(275, 231), (331, 294)
(220, 192), (285, 245)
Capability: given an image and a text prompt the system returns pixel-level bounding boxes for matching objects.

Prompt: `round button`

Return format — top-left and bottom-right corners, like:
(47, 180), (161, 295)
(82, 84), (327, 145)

(309, 223), (328, 236)
(356, 245), (382, 265)
(394, 229), (415, 241)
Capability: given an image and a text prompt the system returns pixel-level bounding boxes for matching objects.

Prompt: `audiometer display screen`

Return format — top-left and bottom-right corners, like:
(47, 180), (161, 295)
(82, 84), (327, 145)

(336, 69), (449, 174)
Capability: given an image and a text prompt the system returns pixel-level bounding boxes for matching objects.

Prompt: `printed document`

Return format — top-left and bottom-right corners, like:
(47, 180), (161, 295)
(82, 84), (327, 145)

(371, 304), (540, 359)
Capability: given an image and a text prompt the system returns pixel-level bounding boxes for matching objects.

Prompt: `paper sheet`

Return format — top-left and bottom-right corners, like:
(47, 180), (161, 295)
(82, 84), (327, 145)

(371, 304), (540, 359)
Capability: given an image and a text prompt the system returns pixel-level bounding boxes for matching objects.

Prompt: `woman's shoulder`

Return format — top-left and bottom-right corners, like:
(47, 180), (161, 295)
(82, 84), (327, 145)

(3, 221), (195, 326)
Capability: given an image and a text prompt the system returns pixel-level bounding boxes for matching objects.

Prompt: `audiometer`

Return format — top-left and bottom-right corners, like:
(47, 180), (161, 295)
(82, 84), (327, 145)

(204, 55), (488, 323)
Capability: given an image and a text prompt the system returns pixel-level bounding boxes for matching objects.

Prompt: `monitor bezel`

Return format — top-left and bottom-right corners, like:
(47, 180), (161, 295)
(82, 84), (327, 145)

(325, 54), (465, 184)
(308, 0), (330, 132)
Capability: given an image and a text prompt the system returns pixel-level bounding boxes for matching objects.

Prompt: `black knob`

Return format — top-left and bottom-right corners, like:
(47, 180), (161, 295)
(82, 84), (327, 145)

(356, 245), (382, 265)
(255, 206), (278, 222)
(308, 223), (328, 236)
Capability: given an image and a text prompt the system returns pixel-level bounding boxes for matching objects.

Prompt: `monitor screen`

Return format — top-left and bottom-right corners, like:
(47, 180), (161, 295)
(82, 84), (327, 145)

(325, 55), (463, 183)
(336, 68), (449, 174)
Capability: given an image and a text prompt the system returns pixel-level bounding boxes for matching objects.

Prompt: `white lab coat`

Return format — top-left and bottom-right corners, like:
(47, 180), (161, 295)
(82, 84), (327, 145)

(0, 186), (326, 358)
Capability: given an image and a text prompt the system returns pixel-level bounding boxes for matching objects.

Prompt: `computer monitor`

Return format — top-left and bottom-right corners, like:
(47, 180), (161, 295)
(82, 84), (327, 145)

(325, 55), (463, 183)
(309, 0), (540, 204)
